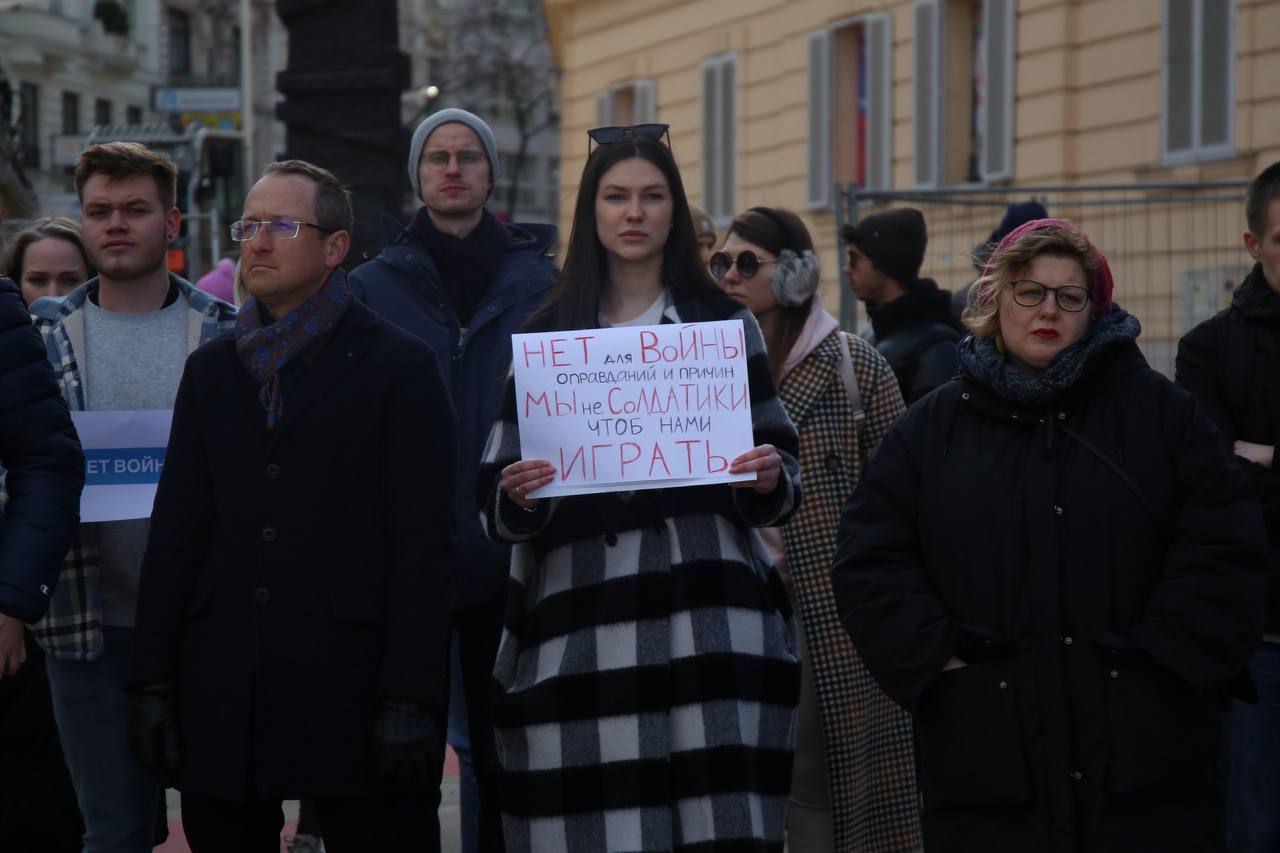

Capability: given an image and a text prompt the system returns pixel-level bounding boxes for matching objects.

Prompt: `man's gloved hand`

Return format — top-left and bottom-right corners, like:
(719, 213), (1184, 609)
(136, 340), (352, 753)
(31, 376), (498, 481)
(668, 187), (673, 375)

(372, 698), (439, 790)
(127, 682), (181, 787)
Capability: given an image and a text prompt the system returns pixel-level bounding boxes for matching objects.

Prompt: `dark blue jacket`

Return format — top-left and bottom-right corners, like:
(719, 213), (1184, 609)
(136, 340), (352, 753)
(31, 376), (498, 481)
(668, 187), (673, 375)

(0, 276), (84, 623)
(350, 220), (557, 607)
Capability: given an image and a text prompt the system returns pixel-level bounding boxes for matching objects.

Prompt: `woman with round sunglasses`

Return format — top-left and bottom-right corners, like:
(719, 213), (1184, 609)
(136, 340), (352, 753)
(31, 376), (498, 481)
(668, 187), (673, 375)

(477, 131), (802, 851)
(832, 219), (1268, 851)
(713, 207), (920, 852)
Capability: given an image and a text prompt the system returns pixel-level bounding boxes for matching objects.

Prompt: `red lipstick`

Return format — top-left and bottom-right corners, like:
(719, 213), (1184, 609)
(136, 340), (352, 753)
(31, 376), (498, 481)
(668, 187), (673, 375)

(1031, 329), (1060, 339)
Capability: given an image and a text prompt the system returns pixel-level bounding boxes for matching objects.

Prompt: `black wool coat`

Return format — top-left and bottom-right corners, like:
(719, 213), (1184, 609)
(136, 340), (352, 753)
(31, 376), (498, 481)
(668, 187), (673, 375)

(1177, 262), (1280, 631)
(130, 299), (457, 801)
(833, 341), (1268, 853)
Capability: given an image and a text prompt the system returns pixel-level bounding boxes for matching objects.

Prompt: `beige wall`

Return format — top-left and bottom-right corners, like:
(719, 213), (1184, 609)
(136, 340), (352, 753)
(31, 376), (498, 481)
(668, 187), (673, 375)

(545, 0), (1280, 364)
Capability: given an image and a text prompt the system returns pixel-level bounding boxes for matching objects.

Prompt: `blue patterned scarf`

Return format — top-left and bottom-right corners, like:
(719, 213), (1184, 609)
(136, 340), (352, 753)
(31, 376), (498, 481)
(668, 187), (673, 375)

(957, 307), (1142, 405)
(235, 268), (352, 429)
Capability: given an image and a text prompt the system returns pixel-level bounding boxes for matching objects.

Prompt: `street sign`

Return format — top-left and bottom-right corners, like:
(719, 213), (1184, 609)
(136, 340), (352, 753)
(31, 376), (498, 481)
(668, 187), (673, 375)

(153, 87), (241, 112)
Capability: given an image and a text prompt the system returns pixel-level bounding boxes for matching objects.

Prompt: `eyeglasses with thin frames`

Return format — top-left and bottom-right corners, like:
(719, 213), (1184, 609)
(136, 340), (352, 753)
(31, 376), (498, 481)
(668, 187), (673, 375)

(586, 123), (671, 156)
(230, 218), (336, 242)
(420, 149), (487, 170)
(1010, 279), (1091, 312)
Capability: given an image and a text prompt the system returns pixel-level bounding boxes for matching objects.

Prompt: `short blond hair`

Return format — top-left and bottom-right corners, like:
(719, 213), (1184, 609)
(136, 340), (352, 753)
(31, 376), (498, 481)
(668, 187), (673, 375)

(74, 142), (178, 207)
(961, 224), (1099, 339)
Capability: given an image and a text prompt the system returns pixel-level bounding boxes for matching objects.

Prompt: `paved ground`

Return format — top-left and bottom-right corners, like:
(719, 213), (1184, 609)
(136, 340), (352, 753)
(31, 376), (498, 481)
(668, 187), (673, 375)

(155, 748), (463, 852)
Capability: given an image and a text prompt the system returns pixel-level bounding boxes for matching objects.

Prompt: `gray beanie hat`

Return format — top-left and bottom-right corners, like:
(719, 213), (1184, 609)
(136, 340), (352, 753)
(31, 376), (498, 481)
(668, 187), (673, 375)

(407, 108), (500, 201)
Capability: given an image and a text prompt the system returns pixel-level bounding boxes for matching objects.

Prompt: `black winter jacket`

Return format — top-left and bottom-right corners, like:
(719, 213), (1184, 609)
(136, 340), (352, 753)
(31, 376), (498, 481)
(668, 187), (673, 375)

(833, 341), (1267, 852)
(0, 277), (83, 623)
(862, 278), (962, 405)
(1176, 262), (1280, 632)
(350, 220), (556, 608)
(130, 300), (457, 800)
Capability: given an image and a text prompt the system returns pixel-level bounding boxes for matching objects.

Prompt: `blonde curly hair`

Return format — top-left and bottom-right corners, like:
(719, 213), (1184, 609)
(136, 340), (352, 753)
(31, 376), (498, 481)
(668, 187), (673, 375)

(961, 224), (1101, 339)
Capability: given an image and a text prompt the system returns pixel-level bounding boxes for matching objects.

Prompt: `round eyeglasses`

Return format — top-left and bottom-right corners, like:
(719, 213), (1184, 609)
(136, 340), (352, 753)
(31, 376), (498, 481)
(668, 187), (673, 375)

(230, 218), (335, 241)
(1010, 280), (1091, 312)
(709, 250), (775, 281)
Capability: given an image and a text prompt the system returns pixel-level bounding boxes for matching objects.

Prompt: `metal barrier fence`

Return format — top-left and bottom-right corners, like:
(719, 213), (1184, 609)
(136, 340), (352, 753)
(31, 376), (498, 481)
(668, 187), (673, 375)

(834, 181), (1251, 377)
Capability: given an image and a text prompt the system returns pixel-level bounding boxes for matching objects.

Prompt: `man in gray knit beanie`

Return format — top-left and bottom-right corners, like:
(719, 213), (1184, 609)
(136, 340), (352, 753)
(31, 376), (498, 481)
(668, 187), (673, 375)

(349, 106), (557, 851)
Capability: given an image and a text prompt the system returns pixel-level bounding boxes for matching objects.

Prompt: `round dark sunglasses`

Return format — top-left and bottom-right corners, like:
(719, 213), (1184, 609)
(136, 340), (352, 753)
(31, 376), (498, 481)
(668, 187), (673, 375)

(709, 250), (775, 281)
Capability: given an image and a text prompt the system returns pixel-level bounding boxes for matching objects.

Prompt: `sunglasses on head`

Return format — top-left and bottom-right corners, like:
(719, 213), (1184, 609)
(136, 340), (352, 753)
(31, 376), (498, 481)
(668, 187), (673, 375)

(709, 250), (774, 281)
(586, 123), (671, 155)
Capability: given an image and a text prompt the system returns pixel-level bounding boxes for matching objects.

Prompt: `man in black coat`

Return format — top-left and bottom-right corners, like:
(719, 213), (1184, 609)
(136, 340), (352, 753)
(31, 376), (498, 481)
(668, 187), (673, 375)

(843, 207), (963, 405)
(0, 274), (85, 851)
(1177, 159), (1280, 851)
(127, 161), (456, 851)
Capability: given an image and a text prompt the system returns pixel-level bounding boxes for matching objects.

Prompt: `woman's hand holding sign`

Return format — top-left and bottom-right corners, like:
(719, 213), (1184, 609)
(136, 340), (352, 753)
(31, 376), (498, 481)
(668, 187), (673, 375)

(729, 444), (781, 495)
(502, 459), (556, 509)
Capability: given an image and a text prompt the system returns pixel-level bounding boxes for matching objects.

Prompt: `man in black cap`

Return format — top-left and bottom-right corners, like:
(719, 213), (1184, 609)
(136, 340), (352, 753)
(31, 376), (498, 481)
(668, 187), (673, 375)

(843, 208), (962, 404)
(952, 200), (1049, 317)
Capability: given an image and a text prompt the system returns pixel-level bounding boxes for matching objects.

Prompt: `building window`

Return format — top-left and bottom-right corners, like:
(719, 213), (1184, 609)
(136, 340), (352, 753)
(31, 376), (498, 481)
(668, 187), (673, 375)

(701, 54), (736, 224)
(126, 105), (143, 126)
(1164, 0), (1234, 163)
(62, 91), (80, 135)
(913, 0), (1015, 187)
(808, 14), (893, 208)
(595, 79), (656, 127)
(168, 8), (192, 76)
(18, 82), (39, 168)
(519, 156), (539, 207)
(95, 98), (113, 127)
(546, 156), (559, 220)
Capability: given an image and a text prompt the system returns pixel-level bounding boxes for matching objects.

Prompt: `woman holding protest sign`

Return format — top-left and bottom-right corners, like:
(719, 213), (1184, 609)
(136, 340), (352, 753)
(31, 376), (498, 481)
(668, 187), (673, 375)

(477, 125), (802, 852)
(714, 206), (920, 852)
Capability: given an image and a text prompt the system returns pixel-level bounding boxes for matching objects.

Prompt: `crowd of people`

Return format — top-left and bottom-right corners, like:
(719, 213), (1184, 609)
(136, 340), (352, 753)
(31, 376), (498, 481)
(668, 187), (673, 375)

(0, 108), (1275, 853)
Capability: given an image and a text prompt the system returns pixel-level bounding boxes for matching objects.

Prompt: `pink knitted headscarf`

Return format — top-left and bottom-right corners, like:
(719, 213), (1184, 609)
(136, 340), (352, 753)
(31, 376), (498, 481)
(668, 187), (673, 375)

(975, 218), (1115, 317)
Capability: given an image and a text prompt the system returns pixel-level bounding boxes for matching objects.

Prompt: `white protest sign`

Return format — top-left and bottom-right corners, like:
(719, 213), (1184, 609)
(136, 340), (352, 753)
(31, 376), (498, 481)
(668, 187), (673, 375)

(512, 320), (757, 498)
(70, 410), (172, 523)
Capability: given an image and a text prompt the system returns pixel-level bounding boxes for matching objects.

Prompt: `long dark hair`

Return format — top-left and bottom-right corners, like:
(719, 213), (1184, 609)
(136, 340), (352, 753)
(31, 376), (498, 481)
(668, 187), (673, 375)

(533, 138), (718, 330)
(726, 207), (815, 383)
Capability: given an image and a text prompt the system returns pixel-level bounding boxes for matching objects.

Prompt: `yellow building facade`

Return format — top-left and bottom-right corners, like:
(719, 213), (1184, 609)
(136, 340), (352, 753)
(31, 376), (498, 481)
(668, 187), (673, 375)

(544, 0), (1279, 372)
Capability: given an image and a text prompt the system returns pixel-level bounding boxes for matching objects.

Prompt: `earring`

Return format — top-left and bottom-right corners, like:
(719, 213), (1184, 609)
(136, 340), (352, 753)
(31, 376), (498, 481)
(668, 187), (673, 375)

(995, 333), (1006, 354)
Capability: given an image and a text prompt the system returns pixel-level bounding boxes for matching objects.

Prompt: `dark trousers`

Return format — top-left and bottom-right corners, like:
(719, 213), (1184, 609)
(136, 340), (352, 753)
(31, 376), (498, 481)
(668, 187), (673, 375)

(183, 793), (418, 852)
(453, 589), (507, 852)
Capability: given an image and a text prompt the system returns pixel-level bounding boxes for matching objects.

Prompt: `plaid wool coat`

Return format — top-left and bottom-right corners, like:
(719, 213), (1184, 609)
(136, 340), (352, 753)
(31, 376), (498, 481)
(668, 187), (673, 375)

(478, 288), (802, 852)
(29, 276), (236, 660)
(777, 330), (922, 851)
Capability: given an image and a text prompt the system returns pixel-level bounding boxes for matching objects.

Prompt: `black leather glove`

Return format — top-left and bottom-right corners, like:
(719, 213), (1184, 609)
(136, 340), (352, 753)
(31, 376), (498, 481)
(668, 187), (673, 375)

(372, 698), (439, 790)
(127, 682), (181, 787)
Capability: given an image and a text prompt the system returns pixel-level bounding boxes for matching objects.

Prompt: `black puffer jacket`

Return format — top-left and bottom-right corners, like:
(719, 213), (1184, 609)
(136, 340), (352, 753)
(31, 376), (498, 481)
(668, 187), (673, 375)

(1176, 262), (1280, 632)
(863, 278), (962, 404)
(0, 277), (83, 623)
(833, 340), (1267, 852)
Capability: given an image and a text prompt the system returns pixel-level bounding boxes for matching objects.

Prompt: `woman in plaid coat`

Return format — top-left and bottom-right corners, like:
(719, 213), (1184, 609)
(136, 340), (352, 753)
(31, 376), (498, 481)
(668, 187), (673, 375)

(478, 130), (802, 852)
(713, 208), (921, 851)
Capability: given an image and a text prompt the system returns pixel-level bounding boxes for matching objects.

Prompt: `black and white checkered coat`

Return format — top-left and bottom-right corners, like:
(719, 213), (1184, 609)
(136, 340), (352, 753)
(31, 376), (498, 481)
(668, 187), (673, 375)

(777, 330), (922, 851)
(478, 288), (802, 852)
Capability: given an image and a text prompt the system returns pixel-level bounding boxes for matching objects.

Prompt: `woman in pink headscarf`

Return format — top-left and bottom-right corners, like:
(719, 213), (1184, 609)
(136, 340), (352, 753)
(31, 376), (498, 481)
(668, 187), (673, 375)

(832, 219), (1268, 852)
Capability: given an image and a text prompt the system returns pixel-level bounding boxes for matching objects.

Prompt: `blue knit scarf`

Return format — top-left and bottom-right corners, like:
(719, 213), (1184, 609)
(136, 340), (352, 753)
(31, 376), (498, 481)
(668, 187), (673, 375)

(957, 308), (1142, 405)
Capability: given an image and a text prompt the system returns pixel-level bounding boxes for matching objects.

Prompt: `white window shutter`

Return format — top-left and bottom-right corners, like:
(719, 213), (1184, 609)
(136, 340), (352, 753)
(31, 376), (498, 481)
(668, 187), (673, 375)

(981, 0), (1014, 180)
(719, 57), (737, 219)
(866, 14), (893, 190)
(1198, 0), (1232, 150)
(1163, 0), (1194, 157)
(596, 90), (613, 127)
(806, 30), (833, 209)
(913, 0), (941, 186)
(702, 61), (720, 217)
(634, 79), (657, 124)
